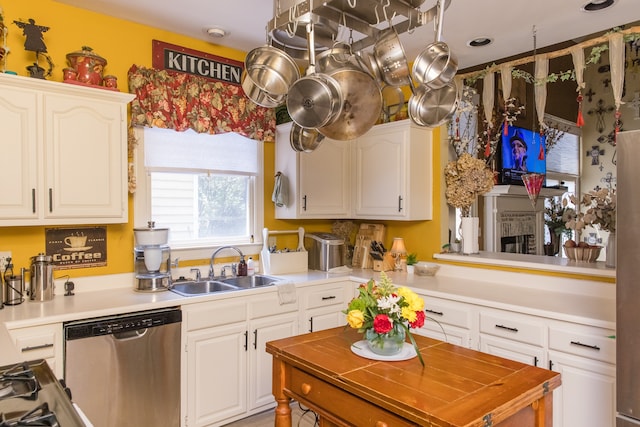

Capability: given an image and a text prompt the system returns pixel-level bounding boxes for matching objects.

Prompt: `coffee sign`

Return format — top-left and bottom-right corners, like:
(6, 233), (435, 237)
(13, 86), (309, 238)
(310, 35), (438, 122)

(45, 227), (107, 269)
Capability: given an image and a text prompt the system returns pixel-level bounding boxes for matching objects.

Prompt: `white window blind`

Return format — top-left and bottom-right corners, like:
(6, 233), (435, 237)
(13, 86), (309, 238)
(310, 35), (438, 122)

(143, 127), (259, 175)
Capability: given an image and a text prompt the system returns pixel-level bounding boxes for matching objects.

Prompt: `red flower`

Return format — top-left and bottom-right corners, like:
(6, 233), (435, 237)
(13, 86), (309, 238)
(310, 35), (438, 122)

(409, 310), (425, 329)
(373, 314), (393, 334)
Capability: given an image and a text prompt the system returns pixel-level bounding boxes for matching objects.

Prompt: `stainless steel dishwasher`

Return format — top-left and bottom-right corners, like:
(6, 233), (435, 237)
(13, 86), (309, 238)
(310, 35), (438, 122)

(63, 307), (182, 427)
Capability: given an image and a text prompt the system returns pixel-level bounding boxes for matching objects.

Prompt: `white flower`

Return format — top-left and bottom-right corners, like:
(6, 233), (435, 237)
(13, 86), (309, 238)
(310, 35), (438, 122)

(377, 295), (401, 316)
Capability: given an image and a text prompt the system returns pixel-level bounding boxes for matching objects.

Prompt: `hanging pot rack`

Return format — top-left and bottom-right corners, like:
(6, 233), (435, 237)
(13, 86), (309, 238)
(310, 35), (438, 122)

(268, 0), (451, 55)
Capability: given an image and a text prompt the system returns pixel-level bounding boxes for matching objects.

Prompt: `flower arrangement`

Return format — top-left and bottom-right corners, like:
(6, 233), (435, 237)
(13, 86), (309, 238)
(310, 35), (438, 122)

(545, 197), (571, 237)
(344, 272), (425, 365)
(444, 152), (495, 216)
(564, 188), (617, 234)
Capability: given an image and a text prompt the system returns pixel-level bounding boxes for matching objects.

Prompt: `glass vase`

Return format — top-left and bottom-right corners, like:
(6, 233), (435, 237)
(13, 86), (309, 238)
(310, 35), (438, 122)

(365, 324), (406, 356)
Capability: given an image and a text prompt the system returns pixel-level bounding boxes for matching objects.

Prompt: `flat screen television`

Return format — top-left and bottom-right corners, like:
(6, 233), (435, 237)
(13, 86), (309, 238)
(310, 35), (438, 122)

(499, 124), (546, 185)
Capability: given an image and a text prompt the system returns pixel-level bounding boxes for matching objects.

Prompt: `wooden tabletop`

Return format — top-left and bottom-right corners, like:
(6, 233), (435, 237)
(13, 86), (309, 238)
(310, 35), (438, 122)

(267, 327), (561, 427)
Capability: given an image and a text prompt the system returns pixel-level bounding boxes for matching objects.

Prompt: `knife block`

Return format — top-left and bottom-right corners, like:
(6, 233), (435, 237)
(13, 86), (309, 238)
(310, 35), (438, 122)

(373, 253), (395, 272)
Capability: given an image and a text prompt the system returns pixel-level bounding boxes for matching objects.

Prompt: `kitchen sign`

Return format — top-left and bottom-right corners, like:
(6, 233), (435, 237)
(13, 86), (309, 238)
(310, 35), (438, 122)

(152, 40), (243, 86)
(45, 227), (107, 269)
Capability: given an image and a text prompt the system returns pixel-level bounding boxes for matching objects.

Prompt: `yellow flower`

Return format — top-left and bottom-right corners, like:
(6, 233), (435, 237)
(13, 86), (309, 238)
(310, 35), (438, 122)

(397, 287), (424, 312)
(401, 306), (417, 323)
(346, 310), (364, 329)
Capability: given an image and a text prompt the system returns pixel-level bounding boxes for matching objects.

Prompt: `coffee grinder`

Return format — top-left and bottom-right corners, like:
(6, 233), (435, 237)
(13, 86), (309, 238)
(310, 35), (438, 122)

(133, 222), (171, 292)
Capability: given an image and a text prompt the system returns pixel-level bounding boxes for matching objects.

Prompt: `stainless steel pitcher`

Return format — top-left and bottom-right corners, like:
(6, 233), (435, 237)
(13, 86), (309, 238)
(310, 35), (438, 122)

(30, 253), (54, 301)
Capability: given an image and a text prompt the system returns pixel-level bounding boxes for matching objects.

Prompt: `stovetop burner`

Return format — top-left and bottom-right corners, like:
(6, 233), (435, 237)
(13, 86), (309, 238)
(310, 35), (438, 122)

(0, 360), (85, 427)
(0, 364), (40, 401)
(0, 402), (60, 427)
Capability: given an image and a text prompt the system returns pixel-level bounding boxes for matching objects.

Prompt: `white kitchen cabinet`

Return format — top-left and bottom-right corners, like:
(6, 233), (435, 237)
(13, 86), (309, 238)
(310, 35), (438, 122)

(299, 280), (354, 333)
(274, 120), (432, 220)
(413, 294), (474, 348)
(274, 122), (351, 219)
(7, 323), (63, 377)
(352, 120), (432, 220)
(182, 291), (298, 427)
(478, 308), (546, 367)
(548, 322), (616, 427)
(0, 73), (134, 226)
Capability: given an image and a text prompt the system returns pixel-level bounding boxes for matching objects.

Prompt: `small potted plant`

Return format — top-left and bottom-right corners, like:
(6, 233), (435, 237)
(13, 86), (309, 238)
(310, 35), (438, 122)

(406, 253), (418, 274)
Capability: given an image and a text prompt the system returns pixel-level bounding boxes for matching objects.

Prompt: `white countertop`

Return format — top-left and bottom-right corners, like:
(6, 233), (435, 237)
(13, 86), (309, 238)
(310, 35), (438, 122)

(0, 264), (615, 366)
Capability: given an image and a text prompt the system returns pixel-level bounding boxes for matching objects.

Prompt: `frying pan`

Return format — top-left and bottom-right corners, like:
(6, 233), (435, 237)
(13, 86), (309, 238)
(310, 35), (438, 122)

(408, 81), (459, 128)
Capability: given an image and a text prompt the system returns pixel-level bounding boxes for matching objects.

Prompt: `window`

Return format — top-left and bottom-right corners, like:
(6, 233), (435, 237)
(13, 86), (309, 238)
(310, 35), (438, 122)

(134, 127), (264, 259)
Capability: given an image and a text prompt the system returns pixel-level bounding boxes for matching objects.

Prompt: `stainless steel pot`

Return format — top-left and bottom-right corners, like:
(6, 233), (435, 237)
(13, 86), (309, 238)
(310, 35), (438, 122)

(241, 71), (283, 108)
(243, 45), (300, 106)
(315, 46), (382, 141)
(411, 0), (458, 89)
(289, 122), (324, 152)
(372, 28), (412, 88)
(287, 73), (343, 129)
(408, 82), (459, 128)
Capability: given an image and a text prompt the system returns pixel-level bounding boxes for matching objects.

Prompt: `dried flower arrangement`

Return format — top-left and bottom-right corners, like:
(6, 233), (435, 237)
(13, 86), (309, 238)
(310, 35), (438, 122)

(444, 153), (495, 217)
(564, 187), (617, 234)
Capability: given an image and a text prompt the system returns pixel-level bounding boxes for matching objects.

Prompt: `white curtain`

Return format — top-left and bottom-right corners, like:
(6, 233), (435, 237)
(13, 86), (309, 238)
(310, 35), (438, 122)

(534, 55), (548, 130)
(482, 71), (495, 127)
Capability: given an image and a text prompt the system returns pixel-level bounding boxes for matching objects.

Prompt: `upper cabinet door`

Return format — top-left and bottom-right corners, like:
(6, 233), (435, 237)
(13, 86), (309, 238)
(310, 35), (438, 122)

(44, 94), (126, 221)
(274, 122), (350, 219)
(353, 120), (433, 220)
(0, 86), (39, 220)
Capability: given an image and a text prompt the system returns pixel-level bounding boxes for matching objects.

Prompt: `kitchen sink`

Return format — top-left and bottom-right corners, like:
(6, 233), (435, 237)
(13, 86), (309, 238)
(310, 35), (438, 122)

(219, 275), (279, 288)
(169, 275), (280, 296)
(170, 280), (240, 296)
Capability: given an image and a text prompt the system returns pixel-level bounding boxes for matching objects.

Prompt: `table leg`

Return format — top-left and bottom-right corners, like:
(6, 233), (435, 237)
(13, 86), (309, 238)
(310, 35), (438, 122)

(272, 357), (292, 427)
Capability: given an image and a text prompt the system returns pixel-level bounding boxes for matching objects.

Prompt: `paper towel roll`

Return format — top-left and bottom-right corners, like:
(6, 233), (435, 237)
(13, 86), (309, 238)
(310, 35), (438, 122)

(461, 217), (479, 254)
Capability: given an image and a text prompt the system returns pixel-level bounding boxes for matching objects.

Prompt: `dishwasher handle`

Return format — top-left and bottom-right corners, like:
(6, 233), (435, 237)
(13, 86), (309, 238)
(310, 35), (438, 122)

(113, 328), (149, 341)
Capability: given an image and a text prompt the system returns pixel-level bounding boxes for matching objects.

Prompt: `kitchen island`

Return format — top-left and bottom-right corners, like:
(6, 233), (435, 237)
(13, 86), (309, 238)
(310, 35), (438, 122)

(267, 327), (561, 427)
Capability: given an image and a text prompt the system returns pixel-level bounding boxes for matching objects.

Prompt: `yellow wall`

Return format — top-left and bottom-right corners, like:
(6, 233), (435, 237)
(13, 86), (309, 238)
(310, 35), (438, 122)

(0, 0), (446, 277)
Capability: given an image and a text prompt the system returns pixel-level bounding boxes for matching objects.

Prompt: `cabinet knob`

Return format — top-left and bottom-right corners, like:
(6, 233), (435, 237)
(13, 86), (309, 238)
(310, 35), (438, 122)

(301, 383), (312, 395)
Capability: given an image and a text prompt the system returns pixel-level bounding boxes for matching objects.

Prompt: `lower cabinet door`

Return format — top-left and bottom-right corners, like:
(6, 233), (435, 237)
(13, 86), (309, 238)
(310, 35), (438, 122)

(185, 323), (248, 427)
(548, 350), (616, 427)
(479, 334), (546, 367)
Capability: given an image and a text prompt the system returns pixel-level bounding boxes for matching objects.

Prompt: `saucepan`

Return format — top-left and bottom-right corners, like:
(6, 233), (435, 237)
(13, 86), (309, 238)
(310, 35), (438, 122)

(286, 22), (344, 129)
(243, 45), (300, 107)
(411, 0), (458, 90)
(289, 122), (325, 152)
(408, 81), (459, 128)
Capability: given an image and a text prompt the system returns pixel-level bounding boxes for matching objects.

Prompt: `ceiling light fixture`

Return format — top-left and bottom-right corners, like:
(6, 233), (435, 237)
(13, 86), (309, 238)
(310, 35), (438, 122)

(467, 37), (493, 47)
(206, 27), (227, 38)
(581, 0), (615, 12)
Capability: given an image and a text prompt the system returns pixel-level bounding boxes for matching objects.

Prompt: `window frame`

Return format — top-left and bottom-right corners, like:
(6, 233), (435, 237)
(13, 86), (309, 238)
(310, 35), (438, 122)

(133, 127), (265, 262)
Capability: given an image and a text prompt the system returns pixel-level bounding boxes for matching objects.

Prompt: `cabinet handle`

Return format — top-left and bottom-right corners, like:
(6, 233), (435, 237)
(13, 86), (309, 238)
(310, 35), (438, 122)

(32, 188), (36, 213)
(21, 343), (54, 352)
(321, 295), (336, 301)
(549, 360), (554, 370)
(398, 195), (403, 212)
(495, 324), (519, 333)
(425, 309), (444, 316)
(309, 317), (313, 333)
(244, 331), (248, 351)
(253, 329), (258, 350)
(533, 356), (538, 367)
(48, 188), (53, 212)
(302, 195), (307, 211)
(570, 340), (600, 351)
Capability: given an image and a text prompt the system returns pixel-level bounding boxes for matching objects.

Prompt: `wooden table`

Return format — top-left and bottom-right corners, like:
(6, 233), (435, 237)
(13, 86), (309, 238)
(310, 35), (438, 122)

(266, 327), (561, 427)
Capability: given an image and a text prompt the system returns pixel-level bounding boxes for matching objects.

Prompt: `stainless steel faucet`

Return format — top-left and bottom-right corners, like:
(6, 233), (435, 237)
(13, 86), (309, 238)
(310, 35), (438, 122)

(209, 246), (244, 278)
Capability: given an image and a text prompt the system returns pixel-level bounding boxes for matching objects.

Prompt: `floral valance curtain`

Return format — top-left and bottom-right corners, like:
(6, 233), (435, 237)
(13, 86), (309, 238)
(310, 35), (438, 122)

(127, 65), (275, 142)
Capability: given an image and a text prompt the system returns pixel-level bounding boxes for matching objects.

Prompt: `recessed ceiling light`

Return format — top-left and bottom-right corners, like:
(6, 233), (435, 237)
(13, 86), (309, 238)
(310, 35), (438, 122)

(467, 37), (493, 47)
(582, 0), (615, 12)
(205, 27), (227, 38)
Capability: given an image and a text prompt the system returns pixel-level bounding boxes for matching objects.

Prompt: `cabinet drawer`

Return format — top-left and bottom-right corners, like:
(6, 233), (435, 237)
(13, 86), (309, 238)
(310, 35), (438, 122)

(185, 299), (247, 331)
(423, 298), (472, 329)
(11, 329), (56, 359)
(305, 284), (346, 309)
(288, 367), (414, 426)
(479, 311), (544, 346)
(548, 325), (615, 364)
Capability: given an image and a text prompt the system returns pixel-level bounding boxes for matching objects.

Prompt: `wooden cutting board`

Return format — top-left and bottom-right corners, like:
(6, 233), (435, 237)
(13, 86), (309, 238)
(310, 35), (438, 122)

(352, 224), (385, 269)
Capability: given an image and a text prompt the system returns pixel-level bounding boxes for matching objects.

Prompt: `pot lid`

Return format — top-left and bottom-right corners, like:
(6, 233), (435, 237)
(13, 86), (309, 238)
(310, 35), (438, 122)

(66, 46), (107, 65)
